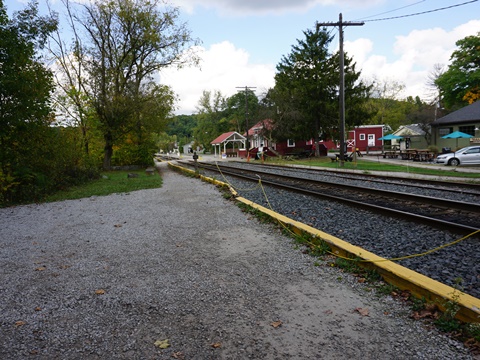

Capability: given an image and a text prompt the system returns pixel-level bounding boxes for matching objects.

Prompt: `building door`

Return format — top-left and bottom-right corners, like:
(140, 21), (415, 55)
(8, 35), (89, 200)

(368, 134), (375, 147)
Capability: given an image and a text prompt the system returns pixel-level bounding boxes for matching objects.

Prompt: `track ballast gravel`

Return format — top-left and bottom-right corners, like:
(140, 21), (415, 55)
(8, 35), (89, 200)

(194, 161), (480, 299)
(0, 162), (474, 359)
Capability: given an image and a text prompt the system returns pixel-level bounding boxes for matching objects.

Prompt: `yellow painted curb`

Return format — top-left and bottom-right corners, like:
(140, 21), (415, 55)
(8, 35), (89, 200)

(169, 161), (480, 323)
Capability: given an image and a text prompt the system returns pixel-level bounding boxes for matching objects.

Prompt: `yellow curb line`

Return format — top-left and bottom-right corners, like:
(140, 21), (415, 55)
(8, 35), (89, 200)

(168, 161), (480, 323)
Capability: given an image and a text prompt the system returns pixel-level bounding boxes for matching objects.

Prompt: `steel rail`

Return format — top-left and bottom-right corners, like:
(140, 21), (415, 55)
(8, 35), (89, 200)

(198, 162), (480, 214)
(188, 161), (479, 236)
(231, 161), (480, 193)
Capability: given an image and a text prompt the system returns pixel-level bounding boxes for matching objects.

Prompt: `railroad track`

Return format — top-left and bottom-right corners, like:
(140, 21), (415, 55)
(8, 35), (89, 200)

(179, 160), (480, 236)
(243, 161), (480, 195)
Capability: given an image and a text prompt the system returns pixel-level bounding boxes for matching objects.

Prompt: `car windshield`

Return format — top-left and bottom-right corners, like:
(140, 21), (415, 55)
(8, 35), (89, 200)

(455, 147), (470, 153)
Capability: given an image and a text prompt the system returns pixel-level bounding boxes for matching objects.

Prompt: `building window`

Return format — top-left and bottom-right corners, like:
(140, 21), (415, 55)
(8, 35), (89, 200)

(287, 139), (295, 147)
(359, 134), (365, 141)
(459, 125), (475, 136)
(439, 127), (453, 136)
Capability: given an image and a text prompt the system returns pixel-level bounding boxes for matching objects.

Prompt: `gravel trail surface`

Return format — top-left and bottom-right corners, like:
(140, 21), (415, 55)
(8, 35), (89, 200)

(0, 162), (474, 359)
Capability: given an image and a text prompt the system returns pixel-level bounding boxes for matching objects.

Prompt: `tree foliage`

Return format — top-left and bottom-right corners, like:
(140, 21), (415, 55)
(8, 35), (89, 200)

(435, 32), (480, 110)
(226, 88), (259, 136)
(52, 0), (199, 169)
(193, 90), (229, 150)
(271, 26), (372, 155)
(0, 0), (71, 204)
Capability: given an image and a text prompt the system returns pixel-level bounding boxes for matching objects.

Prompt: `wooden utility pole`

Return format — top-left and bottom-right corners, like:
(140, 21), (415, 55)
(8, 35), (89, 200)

(317, 14), (364, 167)
(236, 86), (256, 152)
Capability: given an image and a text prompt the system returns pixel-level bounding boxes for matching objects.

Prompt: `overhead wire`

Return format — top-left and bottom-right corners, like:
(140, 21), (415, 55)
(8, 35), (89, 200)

(361, 0), (478, 22)
(355, 0), (427, 21)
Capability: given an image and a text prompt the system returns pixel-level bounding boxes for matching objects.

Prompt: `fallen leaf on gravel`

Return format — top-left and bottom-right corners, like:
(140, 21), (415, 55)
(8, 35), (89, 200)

(355, 307), (369, 316)
(154, 339), (170, 349)
(171, 351), (185, 359)
(357, 278), (366, 283)
(271, 320), (282, 328)
(211, 342), (221, 348)
(95, 289), (106, 295)
(34, 266), (46, 271)
(15, 321), (26, 327)
(34, 307), (41, 311)
(114, 224), (122, 228)
(411, 307), (439, 320)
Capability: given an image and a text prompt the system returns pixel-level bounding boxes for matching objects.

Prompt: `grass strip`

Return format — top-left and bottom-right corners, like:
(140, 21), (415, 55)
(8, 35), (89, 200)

(45, 170), (162, 202)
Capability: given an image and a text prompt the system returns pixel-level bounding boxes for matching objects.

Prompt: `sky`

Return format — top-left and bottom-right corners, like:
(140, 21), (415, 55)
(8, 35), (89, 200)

(8, 0), (480, 115)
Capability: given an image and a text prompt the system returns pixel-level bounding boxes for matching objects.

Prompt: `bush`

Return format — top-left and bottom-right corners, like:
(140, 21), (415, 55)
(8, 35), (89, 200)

(0, 126), (100, 206)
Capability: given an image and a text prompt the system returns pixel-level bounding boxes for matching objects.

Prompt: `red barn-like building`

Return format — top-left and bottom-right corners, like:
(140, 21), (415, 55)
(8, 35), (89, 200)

(347, 125), (385, 152)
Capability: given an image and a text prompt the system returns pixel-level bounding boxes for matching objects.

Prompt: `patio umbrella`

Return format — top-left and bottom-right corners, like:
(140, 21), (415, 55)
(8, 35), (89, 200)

(378, 134), (403, 140)
(441, 131), (473, 148)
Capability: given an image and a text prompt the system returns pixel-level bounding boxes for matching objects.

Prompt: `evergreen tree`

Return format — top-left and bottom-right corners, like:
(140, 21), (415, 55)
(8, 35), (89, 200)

(272, 25), (371, 156)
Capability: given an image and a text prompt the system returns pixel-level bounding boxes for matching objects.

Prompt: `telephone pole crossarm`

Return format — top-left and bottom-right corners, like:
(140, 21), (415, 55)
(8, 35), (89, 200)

(316, 14), (364, 167)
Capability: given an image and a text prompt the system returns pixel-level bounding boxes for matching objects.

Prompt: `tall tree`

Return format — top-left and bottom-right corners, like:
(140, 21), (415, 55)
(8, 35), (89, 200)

(435, 32), (480, 110)
(367, 77), (405, 125)
(193, 90), (228, 149)
(272, 26), (371, 156)
(226, 89), (259, 135)
(0, 0), (60, 202)
(53, 0), (200, 169)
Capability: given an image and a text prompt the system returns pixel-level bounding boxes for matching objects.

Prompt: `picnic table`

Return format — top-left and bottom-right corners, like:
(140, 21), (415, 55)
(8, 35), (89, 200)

(400, 149), (433, 162)
(383, 150), (398, 159)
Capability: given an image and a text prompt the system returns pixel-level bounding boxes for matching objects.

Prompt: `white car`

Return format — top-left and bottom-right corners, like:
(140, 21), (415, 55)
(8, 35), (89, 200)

(435, 145), (480, 166)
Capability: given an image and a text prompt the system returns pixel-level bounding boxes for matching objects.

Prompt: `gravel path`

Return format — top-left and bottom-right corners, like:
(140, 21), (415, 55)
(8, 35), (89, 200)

(0, 162), (474, 359)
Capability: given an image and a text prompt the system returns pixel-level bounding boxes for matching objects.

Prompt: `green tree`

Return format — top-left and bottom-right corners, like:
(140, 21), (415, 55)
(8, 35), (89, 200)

(0, 0), (62, 203)
(54, 0), (200, 169)
(435, 32), (480, 109)
(226, 88), (259, 136)
(272, 26), (371, 156)
(366, 77), (405, 126)
(193, 90), (228, 151)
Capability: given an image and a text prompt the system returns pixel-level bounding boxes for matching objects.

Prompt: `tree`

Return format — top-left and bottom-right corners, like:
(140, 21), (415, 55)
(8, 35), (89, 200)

(435, 32), (480, 110)
(193, 90), (228, 150)
(53, 0), (200, 169)
(226, 88), (259, 136)
(367, 77), (405, 125)
(0, 0), (62, 203)
(272, 26), (371, 156)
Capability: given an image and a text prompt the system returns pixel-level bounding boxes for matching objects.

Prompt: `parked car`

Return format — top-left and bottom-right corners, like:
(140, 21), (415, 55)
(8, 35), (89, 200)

(435, 145), (480, 166)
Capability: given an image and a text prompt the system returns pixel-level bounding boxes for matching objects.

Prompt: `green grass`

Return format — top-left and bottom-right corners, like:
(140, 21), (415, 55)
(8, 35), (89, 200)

(268, 157), (480, 179)
(45, 170), (162, 202)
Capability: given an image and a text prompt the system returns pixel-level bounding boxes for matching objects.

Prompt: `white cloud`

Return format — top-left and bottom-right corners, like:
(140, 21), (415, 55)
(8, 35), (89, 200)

(160, 41), (275, 114)
(346, 19), (480, 101)
(171, 0), (380, 15)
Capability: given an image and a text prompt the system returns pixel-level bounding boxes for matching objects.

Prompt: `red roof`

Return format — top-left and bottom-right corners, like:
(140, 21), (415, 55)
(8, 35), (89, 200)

(247, 119), (274, 136)
(210, 131), (246, 145)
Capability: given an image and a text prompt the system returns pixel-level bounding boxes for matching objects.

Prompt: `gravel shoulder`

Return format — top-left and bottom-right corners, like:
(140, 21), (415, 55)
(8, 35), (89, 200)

(0, 162), (474, 359)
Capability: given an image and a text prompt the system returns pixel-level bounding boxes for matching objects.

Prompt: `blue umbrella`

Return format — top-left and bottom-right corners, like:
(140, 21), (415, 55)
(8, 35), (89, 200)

(441, 130), (473, 139)
(378, 134), (403, 140)
(441, 131), (473, 148)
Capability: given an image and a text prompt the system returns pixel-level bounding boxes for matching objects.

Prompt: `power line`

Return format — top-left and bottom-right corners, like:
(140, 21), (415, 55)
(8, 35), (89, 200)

(362, 0), (478, 22)
(356, 0), (426, 21)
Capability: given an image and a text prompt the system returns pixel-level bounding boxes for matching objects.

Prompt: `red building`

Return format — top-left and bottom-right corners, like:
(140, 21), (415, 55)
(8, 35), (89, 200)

(246, 119), (329, 157)
(347, 125), (385, 152)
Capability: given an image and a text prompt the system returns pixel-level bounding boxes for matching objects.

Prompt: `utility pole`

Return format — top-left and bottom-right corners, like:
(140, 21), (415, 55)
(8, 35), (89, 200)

(317, 14), (363, 167)
(236, 86), (256, 153)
